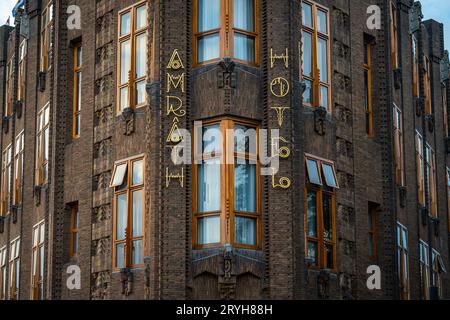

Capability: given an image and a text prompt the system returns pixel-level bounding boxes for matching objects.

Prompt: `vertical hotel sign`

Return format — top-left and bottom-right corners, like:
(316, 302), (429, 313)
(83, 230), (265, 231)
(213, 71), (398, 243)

(165, 49), (185, 188)
(270, 48), (291, 189)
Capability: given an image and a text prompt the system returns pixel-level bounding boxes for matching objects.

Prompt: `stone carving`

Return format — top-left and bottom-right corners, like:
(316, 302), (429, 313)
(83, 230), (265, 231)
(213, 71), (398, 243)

(219, 245), (236, 300)
(120, 268), (133, 296)
(314, 106), (327, 136)
(339, 273), (354, 300)
(92, 272), (110, 300)
(218, 58), (236, 113)
(121, 107), (135, 136)
(317, 269), (330, 299)
(409, 1), (423, 34)
(94, 205), (111, 223)
(144, 257), (151, 300)
(440, 50), (449, 83)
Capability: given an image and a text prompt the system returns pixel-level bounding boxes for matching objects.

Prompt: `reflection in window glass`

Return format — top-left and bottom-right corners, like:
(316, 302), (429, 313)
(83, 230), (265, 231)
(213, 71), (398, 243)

(198, 216), (220, 244)
(306, 159), (321, 185)
(198, 34), (220, 63)
(302, 3), (313, 28)
(235, 217), (256, 245)
(198, 159), (221, 212)
(234, 159), (256, 212)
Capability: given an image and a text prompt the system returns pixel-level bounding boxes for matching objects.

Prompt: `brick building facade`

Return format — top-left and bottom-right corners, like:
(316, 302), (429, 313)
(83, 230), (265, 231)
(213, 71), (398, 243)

(0, 0), (449, 300)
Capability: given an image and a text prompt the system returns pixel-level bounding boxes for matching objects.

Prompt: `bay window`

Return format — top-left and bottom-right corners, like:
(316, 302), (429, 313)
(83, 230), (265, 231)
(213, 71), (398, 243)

(13, 131), (24, 206)
(118, 1), (148, 112)
(36, 104), (50, 186)
(194, 0), (259, 65)
(305, 155), (338, 269)
(73, 44), (82, 138)
(1, 145), (12, 216)
(193, 118), (261, 249)
(40, 2), (53, 72)
(110, 156), (145, 269)
(31, 220), (45, 300)
(9, 237), (20, 300)
(301, 0), (331, 111)
(393, 105), (404, 186)
(397, 222), (409, 300)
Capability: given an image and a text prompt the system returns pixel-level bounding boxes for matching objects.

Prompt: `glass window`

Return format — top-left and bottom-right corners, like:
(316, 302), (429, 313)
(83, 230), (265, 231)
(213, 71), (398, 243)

(235, 217), (256, 245)
(234, 159), (256, 212)
(198, 159), (221, 212)
(302, 2), (312, 28)
(198, 216), (221, 244)
(306, 159), (321, 185)
(111, 163), (128, 187)
(322, 163), (338, 188)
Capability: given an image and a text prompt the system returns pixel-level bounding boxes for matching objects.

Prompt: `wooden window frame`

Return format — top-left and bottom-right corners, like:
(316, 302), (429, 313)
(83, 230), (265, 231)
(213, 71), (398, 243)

(412, 35), (419, 97)
(117, 1), (148, 114)
(13, 131), (24, 206)
(72, 44), (82, 139)
(69, 203), (79, 258)
(1, 144), (12, 216)
(193, 0), (260, 67)
(304, 154), (337, 271)
(419, 240), (430, 300)
(111, 155), (145, 271)
(425, 143), (437, 218)
(390, 1), (398, 69)
(40, 1), (53, 72)
(8, 237), (20, 300)
(35, 103), (50, 186)
(31, 220), (45, 300)
(4, 57), (14, 117)
(364, 40), (374, 137)
(416, 131), (425, 206)
(397, 222), (409, 300)
(300, 0), (331, 111)
(192, 117), (262, 250)
(0, 246), (6, 300)
(368, 203), (377, 260)
(18, 40), (27, 101)
(393, 104), (405, 186)
(424, 56), (432, 114)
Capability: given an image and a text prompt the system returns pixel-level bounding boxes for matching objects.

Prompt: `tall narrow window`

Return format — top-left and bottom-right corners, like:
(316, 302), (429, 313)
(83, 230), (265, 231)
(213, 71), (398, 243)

(18, 40), (27, 101)
(73, 44), (82, 138)
(390, 1), (398, 69)
(305, 155), (338, 270)
(416, 132), (425, 206)
(424, 56), (432, 114)
(432, 249), (444, 299)
(13, 131), (24, 206)
(40, 2), (53, 72)
(397, 222), (409, 300)
(419, 240), (430, 300)
(69, 203), (79, 257)
(31, 221), (45, 300)
(194, 0), (259, 65)
(4, 58), (13, 117)
(36, 104), (50, 186)
(443, 84), (448, 137)
(193, 119), (261, 248)
(393, 105), (404, 186)
(118, 2), (148, 112)
(368, 203), (377, 260)
(412, 35), (419, 97)
(301, 1), (331, 111)
(0, 246), (6, 300)
(364, 39), (374, 136)
(110, 156), (145, 269)
(425, 144), (437, 217)
(9, 237), (20, 300)
(1, 144), (12, 216)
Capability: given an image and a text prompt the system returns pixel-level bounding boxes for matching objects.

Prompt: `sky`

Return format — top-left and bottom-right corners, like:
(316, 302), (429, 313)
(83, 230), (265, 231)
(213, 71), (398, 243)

(0, 0), (449, 49)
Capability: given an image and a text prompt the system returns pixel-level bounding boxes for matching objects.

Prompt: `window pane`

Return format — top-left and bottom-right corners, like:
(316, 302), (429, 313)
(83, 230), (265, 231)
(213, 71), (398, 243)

(198, 34), (220, 63)
(73, 233), (79, 255)
(120, 12), (131, 36)
(198, 216), (220, 244)
(132, 190), (143, 237)
(301, 31), (312, 77)
(120, 87), (129, 111)
(75, 72), (82, 112)
(120, 40), (131, 85)
(234, 33), (255, 62)
(322, 193), (333, 240)
(135, 34), (147, 79)
(302, 3), (312, 28)
(111, 163), (127, 187)
(235, 216), (256, 246)
(116, 193), (127, 241)
(132, 160), (144, 185)
(234, 0), (254, 32)
(318, 38), (328, 82)
(307, 191), (317, 237)
(198, 159), (221, 212)
(307, 242), (317, 265)
(39, 224), (45, 244)
(317, 10), (328, 34)
(306, 159), (321, 185)
(234, 125), (256, 154)
(202, 124), (222, 155)
(132, 240), (143, 265)
(198, 0), (220, 32)
(364, 70), (369, 110)
(136, 81), (146, 105)
(234, 159), (256, 212)
(325, 245), (334, 269)
(322, 163), (337, 188)
(76, 46), (82, 67)
(320, 86), (329, 110)
(116, 243), (125, 269)
(303, 80), (312, 104)
(136, 5), (147, 30)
